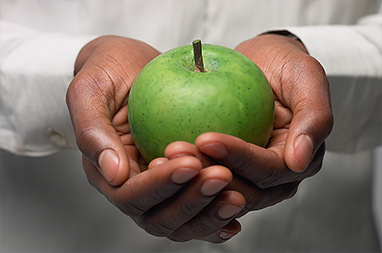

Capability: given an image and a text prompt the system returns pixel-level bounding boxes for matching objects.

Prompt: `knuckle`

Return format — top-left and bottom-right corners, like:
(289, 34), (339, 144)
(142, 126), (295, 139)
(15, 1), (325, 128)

(136, 214), (173, 238)
(255, 167), (287, 189)
(244, 191), (267, 211)
(252, 182), (299, 210)
(191, 220), (215, 235)
(116, 200), (145, 218)
(141, 201), (218, 241)
(177, 201), (203, 217)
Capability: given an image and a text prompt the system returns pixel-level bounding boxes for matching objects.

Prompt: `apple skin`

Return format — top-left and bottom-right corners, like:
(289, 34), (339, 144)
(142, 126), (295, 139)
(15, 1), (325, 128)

(128, 43), (274, 163)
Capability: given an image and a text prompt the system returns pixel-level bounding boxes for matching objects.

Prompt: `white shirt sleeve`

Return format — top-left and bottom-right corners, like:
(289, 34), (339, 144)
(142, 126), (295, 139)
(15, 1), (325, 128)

(284, 13), (382, 153)
(0, 20), (96, 156)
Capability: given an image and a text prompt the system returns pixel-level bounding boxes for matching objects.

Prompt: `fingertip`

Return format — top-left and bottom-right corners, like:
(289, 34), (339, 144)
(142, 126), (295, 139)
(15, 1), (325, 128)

(98, 149), (119, 182)
(201, 219), (242, 243)
(195, 132), (228, 158)
(165, 141), (214, 167)
(216, 190), (246, 220)
(164, 141), (196, 159)
(167, 156), (203, 184)
(148, 157), (169, 170)
(288, 134), (315, 172)
(218, 220), (242, 240)
(217, 204), (243, 220)
(198, 142), (228, 159)
(195, 132), (219, 146)
(197, 165), (233, 196)
(171, 167), (200, 185)
(218, 230), (239, 240)
(98, 149), (129, 186)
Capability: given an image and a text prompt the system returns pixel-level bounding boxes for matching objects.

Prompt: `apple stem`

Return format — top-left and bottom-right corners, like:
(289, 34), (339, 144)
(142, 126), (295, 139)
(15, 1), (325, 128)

(193, 39), (205, 72)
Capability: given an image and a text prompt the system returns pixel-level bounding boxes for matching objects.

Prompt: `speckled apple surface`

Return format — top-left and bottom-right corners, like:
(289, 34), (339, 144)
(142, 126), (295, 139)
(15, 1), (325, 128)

(128, 44), (274, 162)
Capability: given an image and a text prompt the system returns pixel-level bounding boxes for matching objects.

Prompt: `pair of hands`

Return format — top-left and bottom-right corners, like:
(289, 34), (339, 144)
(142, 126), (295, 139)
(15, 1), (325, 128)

(66, 34), (333, 243)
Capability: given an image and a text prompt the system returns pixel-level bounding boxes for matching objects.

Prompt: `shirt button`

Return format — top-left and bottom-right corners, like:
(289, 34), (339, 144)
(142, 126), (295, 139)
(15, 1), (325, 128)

(46, 127), (69, 147)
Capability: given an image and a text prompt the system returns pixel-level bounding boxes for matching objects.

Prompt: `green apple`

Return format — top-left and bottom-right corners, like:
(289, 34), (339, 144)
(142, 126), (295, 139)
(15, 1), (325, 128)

(128, 40), (274, 163)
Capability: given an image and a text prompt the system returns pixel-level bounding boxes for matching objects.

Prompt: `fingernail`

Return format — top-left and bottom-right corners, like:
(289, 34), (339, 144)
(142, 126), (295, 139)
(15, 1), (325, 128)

(199, 143), (227, 158)
(201, 179), (229, 196)
(217, 204), (243, 220)
(219, 231), (238, 240)
(98, 149), (119, 183)
(294, 134), (314, 171)
(171, 168), (199, 184)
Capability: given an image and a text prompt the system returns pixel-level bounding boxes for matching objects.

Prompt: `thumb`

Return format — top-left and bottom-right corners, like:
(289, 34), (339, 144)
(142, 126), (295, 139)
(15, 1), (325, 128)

(66, 81), (130, 186)
(281, 55), (333, 173)
(284, 108), (333, 173)
(92, 129), (130, 186)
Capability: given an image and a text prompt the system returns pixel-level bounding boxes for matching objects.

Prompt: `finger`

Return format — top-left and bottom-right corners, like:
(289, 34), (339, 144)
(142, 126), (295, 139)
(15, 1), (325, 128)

(195, 132), (281, 187)
(165, 141), (213, 167)
(281, 57), (333, 172)
(201, 220), (242, 243)
(203, 219), (241, 243)
(83, 155), (203, 217)
(169, 190), (245, 242)
(148, 157), (169, 170)
(195, 132), (320, 188)
(137, 165), (233, 238)
(167, 137), (304, 210)
(67, 74), (131, 186)
(226, 176), (300, 213)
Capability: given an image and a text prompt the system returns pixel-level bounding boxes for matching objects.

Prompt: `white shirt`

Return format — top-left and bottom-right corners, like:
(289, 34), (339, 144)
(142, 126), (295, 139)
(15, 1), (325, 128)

(1, 0), (381, 155)
(1, 0), (382, 252)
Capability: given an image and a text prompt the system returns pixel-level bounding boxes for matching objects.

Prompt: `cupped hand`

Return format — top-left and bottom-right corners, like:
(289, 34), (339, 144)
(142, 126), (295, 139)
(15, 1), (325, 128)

(165, 33), (333, 216)
(235, 33), (333, 174)
(66, 36), (245, 243)
(67, 35), (161, 185)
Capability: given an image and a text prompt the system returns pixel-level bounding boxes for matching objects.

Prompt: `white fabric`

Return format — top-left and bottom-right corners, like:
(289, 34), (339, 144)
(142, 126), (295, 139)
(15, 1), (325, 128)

(286, 13), (382, 153)
(0, 20), (95, 155)
(1, 0), (381, 156)
(1, 0), (382, 252)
